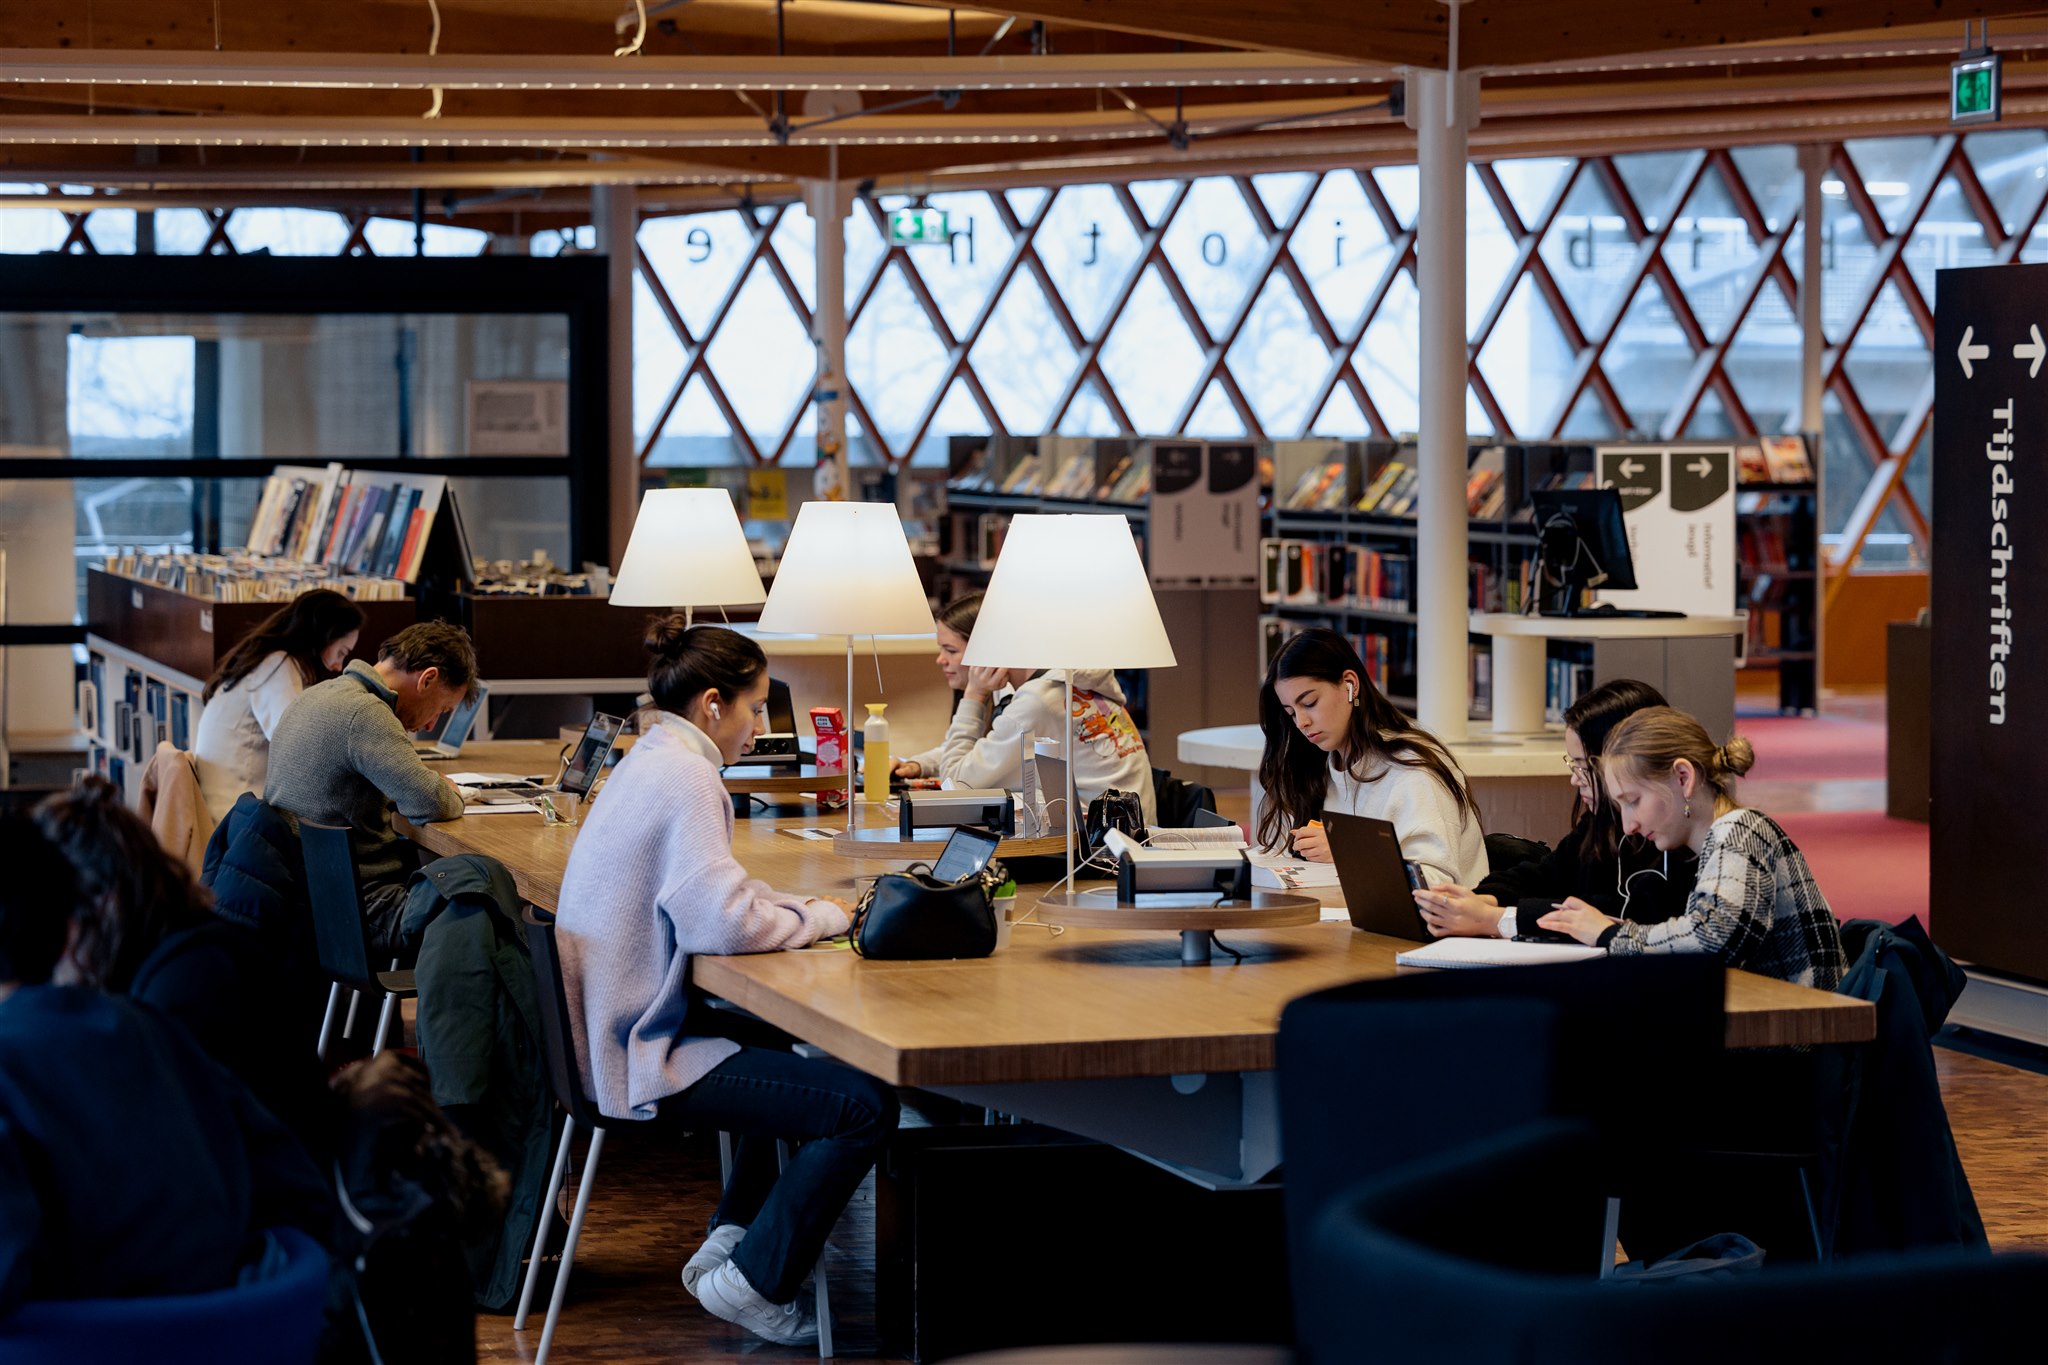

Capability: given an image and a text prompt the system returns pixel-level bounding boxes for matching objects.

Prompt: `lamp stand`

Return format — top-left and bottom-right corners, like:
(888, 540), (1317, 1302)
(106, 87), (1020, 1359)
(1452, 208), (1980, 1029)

(1064, 670), (1076, 889)
(845, 635), (857, 833)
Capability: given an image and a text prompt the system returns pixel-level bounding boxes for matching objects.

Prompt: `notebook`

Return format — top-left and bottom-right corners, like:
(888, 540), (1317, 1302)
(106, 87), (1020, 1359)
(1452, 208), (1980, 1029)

(1394, 938), (1606, 969)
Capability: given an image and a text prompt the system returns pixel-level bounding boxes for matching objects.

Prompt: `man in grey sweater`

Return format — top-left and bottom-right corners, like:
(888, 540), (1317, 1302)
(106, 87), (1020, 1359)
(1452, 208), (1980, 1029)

(264, 620), (476, 957)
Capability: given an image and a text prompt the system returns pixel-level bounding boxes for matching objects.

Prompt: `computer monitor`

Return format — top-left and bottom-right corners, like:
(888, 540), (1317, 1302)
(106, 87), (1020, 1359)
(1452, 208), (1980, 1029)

(745, 677), (803, 766)
(1529, 487), (1637, 616)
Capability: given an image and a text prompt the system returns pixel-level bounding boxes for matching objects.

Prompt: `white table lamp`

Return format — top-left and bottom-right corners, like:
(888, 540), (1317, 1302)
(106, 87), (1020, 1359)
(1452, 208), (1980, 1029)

(757, 500), (936, 827)
(610, 488), (766, 626)
(963, 513), (1176, 886)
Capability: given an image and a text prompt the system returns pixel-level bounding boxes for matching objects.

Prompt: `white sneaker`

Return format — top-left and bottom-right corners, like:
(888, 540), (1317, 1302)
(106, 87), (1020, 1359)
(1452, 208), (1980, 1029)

(697, 1259), (818, 1346)
(681, 1223), (747, 1298)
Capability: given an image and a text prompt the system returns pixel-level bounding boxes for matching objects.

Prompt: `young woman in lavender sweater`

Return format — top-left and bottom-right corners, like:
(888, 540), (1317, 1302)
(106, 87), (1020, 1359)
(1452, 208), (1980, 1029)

(557, 620), (898, 1347)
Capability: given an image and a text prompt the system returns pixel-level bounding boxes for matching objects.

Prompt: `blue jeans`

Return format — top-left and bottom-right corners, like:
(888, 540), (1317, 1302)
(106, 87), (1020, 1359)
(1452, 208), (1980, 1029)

(661, 1019), (898, 1303)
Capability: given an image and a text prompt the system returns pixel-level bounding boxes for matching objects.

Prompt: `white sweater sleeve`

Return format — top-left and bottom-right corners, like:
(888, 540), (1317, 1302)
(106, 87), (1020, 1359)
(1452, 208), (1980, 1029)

(934, 692), (1038, 791)
(247, 655), (304, 739)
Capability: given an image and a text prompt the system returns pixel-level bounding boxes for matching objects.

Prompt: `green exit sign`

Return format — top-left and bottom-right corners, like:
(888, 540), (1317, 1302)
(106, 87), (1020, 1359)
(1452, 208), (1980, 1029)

(887, 207), (950, 245)
(1952, 53), (2001, 125)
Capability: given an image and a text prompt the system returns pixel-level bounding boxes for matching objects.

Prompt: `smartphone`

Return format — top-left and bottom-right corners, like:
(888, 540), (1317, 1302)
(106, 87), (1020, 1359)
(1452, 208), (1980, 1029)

(1402, 859), (1427, 891)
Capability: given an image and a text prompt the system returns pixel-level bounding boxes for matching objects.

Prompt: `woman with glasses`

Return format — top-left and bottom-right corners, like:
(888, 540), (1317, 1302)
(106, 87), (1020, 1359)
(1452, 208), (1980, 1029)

(1412, 678), (1695, 939)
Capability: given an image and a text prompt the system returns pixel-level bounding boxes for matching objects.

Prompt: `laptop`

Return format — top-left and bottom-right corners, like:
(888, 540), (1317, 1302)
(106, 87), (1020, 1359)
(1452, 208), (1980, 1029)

(414, 684), (489, 758)
(1033, 751), (1074, 836)
(930, 825), (1002, 883)
(1323, 811), (1431, 942)
(741, 677), (805, 769)
(479, 712), (626, 801)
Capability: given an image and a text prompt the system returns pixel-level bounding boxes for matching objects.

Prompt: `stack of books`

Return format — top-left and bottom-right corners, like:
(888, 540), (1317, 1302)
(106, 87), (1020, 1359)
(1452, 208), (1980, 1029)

(247, 464), (450, 583)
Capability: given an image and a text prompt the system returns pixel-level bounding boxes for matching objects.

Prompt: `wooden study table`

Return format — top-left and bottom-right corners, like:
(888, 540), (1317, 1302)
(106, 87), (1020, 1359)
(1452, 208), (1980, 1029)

(402, 794), (1875, 1187)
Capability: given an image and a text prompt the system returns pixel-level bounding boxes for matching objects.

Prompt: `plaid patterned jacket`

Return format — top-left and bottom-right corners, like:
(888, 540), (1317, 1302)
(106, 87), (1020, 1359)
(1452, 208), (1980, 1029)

(1606, 808), (1845, 990)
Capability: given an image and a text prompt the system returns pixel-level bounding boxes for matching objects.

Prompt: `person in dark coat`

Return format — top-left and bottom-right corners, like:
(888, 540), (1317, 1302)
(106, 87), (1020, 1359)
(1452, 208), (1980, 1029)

(36, 781), (335, 1157)
(399, 852), (551, 1311)
(0, 814), (327, 1314)
(1413, 679), (1697, 939)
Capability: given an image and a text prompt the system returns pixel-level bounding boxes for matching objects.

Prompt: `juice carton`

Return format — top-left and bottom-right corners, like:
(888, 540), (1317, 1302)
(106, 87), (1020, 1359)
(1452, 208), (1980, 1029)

(809, 706), (847, 809)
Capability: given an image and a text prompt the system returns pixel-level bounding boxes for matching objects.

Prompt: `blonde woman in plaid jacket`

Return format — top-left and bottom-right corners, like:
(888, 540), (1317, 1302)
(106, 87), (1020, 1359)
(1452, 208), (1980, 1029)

(1537, 706), (1845, 991)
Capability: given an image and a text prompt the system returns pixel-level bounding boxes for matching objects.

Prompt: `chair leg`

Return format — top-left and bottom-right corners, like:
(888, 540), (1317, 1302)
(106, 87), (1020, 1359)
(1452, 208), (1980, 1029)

(515, 1117), (577, 1331)
(316, 983), (342, 1061)
(341, 988), (362, 1041)
(1598, 1196), (1622, 1278)
(534, 1126), (606, 1365)
(372, 993), (399, 1056)
(777, 1140), (835, 1360)
(1798, 1166), (1826, 1262)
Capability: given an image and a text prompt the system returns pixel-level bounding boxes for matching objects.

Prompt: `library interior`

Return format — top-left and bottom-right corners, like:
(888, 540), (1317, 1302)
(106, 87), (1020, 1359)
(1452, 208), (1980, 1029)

(0, 2), (2045, 1363)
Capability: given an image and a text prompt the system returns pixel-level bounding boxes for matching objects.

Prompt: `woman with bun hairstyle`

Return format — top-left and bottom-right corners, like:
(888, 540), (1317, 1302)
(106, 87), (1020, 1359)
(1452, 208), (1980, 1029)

(1256, 627), (1488, 887)
(192, 588), (365, 820)
(893, 591), (981, 780)
(1413, 678), (1696, 939)
(556, 617), (896, 1348)
(1538, 706), (1846, 989)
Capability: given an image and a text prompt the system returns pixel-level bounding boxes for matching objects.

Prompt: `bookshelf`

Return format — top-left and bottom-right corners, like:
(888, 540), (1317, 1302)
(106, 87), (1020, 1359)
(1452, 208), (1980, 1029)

(1259, 442), (1593, 719)
(1735, 480), (1821, 714)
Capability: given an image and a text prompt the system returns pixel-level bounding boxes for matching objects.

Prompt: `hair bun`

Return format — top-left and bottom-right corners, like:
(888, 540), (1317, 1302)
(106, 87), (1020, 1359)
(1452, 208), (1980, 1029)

(642, 613), (693, 659)
(1716, 736), (1757, 778)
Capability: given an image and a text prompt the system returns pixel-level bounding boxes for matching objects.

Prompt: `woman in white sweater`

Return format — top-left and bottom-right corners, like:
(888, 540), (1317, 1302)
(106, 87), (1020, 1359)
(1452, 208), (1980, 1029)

(556, 619), (896, 1348)
(896, 593), (1157, 823)
(1254, 627), (1488, 887)
(191, 590), (363, 821)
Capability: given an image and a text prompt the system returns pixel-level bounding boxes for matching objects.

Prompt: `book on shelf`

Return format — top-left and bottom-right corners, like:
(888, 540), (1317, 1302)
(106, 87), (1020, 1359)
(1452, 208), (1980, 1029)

(1106, 451), (1153, 502)
(1758, 435), (1814, 483)
(1283, 460), (1346, 511)
(997, 453), (1045, 495)
(1355, 460), (1406, 512)
(1465, 446), (1506, 517)
(1379, 466), (1422, 517)
(241, 466), (449, 583)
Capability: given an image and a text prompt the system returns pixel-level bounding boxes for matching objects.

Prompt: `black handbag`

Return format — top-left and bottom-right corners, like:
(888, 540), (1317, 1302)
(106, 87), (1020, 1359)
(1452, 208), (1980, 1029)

(849, 861), (1000, 960)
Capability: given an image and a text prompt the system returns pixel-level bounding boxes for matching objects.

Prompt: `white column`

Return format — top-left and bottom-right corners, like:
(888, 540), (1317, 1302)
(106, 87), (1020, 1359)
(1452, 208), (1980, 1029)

(1798, 144), (1826, 436)
(806, 165), (851, 495)
(593, 184), (639, 567)
(1406, 70), (1478, 742)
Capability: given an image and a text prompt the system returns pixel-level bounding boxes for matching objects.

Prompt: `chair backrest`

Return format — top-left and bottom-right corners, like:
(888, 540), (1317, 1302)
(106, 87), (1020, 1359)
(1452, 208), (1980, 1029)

(1484, 830), (1551, 876)
(298, 821), (376, 990)
(520, 906), (605, 1132)
(1149, 766), (1219, 828)
(1278, 955), (1724, 1348)
(0, 1225), (330, 1365)
(1312, 1121), (2048, 1365)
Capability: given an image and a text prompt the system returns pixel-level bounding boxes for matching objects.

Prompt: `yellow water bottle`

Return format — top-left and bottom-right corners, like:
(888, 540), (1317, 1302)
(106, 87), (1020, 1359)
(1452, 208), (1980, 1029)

(862, 703), (890, 803)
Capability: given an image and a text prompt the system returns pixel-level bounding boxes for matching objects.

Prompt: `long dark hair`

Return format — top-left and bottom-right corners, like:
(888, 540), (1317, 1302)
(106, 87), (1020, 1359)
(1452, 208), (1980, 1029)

(645, 616), (767, 715)
(203, 588), (365, 702)
(1563, 679), (1668, 865)
(1256, 628), (1478, 850)
(34, 778), (213, 994)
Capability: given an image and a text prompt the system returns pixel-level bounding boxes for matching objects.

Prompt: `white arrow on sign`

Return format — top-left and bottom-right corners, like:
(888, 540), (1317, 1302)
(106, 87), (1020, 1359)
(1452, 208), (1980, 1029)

(2015, 323), (2046, 379)
(1617, 458), (1645, 478)
(1959, 325), (1990, 377)
(1686, 457), (1714, 477)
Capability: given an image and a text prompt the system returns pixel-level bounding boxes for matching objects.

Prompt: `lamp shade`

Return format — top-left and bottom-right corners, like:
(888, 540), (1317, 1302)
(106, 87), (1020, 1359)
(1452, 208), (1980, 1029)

(962, 514), (1176, 670)
(756, 500), (936, 636)
(609, 488), (766, 609)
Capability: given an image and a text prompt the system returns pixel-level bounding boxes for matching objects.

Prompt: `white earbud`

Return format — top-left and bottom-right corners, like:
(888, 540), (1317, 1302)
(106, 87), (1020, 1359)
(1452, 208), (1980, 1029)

(1346, 685), (1358, 705)
(710, 703), (722, 721)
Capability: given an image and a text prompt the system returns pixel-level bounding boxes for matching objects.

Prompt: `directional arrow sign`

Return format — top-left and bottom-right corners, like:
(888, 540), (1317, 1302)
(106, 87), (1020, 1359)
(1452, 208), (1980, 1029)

(2015, 323), (2046, 378)
(1686, 457), (1714, 477)
(1618, 458), (1645, 478)
(1959, 325), (1991, 377)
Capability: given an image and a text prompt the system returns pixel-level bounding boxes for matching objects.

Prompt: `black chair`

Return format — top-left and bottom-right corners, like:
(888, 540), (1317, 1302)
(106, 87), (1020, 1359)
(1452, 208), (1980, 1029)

(1482, 830), (1549, 876)
(1306, 1119), (2047, 1365)
(514, 907), (610, 1365)
(1277, 956), (1724, 1353)
(1150, 766), (1218, 828)
(301, 821), (415, 1059)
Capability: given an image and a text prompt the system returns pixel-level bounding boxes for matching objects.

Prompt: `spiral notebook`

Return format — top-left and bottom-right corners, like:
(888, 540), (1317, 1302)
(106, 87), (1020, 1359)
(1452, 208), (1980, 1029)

(1395, 938), (1605, 969)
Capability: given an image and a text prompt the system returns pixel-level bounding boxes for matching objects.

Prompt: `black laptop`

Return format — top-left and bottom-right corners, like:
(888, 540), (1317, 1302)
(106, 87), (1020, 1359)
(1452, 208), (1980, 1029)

(1323, 811), (1430, 942)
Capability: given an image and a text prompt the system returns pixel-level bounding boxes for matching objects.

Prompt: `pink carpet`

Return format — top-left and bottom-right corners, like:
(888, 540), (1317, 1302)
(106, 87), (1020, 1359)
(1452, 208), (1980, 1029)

(1735, 713), (1887, 784)
(1772, 810), (1930, 929)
